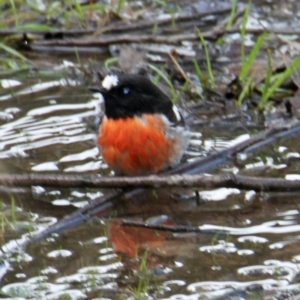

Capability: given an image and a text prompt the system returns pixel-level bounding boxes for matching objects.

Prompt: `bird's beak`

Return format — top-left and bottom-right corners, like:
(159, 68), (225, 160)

(89, 86), (106, 94)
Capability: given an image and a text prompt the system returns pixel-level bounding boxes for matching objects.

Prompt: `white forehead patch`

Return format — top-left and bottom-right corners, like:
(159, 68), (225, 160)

(102, 75), (119, 91)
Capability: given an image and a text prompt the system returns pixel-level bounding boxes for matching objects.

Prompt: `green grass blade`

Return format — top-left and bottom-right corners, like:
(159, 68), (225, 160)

(237, 77), (253, 106)
(117, 0), (126, 14)
(147, 63), (177, 102)
(240, 1), (251, 64)
(193, 57), (210, 89)
(261, 50), (272, 101)
(226, 0), (238, 28)
(16, 24), (56, 31)
(0, 42), (30, 62)
(152, 0), (167, 7)
(104, 57), (119, 68)
(11, 197), (16, 223)
(261, 55), (300, 103)
(74, 47), (81, 65)
(239, 32), (267, 81)
(9, 0), (18, 27)
(73, 0), (84, 20)
(196, 28), (216, 88)
(193, 58), (204, 82)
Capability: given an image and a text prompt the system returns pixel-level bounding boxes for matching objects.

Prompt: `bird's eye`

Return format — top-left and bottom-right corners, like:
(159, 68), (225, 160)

(123, 87), (130, 95)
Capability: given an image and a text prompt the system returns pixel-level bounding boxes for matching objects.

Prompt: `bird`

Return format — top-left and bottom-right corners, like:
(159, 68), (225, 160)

(89, 74), (190, 176)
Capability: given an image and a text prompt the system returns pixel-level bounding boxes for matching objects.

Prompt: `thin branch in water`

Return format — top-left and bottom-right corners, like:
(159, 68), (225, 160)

(2, 173), (300, 191)
(121, 219), (229, 235)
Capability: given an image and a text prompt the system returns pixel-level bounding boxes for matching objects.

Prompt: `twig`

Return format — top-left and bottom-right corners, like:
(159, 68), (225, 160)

(2, 173), (300, 191)
(29, 26), (300, 49)
(168, 125), (282, 175)
(0, 29), (95, 36)
(121, 219), (229, 235)
(2, 25), (300, 42)
(31, 33), (199, 47)
(241, 121), (300, 154)
(168, 49), (190, 82)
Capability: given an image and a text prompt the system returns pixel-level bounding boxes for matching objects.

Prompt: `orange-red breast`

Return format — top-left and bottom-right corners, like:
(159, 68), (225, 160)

(90, 74), (190, 175)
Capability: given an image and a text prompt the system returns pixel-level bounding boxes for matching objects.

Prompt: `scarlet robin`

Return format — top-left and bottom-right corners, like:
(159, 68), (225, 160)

(90, 74), (190, 175)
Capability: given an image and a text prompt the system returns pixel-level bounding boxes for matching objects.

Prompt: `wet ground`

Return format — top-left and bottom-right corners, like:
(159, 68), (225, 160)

(1, 0), (300, 299)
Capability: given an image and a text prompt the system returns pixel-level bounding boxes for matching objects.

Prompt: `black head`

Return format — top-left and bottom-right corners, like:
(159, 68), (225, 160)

(89, 74), (178, 122)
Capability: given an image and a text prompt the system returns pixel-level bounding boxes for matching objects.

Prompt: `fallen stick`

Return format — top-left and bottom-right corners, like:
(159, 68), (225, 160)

(1, 173), (300, 191)
(29, 26), (300, 49)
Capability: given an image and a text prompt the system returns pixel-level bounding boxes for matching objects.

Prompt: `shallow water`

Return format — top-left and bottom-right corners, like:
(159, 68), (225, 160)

(0, 64), (300, 300)
(1, 0), (300, 299)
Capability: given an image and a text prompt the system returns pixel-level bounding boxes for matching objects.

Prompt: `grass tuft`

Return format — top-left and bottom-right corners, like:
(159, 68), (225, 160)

(133, 250), (152, 300)
(261, 55), (300, 104)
